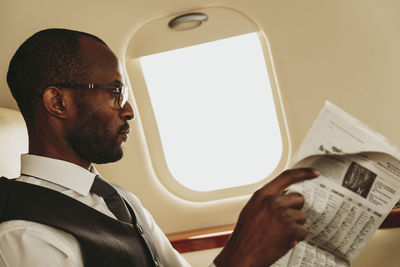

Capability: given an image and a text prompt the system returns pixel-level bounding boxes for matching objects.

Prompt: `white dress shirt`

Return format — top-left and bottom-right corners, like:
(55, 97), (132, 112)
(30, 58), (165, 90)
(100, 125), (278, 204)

(0, 154), (190, 267)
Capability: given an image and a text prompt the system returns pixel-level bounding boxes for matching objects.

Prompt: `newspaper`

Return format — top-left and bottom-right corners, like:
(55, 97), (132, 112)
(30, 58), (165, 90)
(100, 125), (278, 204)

(272, 101), (400, 267)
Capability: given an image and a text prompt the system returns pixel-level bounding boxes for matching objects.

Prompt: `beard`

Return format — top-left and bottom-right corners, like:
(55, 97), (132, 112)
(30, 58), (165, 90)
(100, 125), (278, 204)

(65, 104), (129, 164)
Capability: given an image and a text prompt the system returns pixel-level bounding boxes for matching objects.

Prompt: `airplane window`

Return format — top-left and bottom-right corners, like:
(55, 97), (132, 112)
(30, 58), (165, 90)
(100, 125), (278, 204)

(140, 32), (283, 191)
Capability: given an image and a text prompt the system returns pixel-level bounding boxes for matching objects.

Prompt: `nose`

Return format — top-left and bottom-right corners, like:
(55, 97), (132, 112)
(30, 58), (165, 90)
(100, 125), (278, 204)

(120, 101), (134, 121)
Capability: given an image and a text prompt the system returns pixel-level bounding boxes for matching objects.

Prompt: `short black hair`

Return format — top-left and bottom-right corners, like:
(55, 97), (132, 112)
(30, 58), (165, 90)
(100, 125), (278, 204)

(6, 28), (106, 122)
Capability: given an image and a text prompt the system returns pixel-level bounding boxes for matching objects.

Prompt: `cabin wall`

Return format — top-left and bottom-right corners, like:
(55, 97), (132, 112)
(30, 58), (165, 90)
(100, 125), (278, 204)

(98, 0), (400, 235)
(1, 0), (400, 265)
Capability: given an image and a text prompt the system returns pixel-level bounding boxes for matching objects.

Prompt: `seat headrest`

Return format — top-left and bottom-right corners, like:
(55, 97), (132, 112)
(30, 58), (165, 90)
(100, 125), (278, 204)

(0, 107), (28, 178)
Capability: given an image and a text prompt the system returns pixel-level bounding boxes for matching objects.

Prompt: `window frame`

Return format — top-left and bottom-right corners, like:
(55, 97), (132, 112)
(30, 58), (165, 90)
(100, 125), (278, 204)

(125, 7), (291, 201)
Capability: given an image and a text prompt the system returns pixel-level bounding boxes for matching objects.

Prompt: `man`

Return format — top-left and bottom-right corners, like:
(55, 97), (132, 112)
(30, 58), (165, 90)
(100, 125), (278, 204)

(0, 29), (319, 266)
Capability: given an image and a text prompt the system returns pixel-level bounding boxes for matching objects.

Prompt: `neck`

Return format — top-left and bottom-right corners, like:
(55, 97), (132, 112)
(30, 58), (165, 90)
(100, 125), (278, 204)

(28, 132), (91, 170)
(27, 107), (92, 170)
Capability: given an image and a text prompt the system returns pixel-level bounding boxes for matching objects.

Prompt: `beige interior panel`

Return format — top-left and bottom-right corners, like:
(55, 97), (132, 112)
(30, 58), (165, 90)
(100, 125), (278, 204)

(1, 3), (400, 266)
(352, 228), (400, 267)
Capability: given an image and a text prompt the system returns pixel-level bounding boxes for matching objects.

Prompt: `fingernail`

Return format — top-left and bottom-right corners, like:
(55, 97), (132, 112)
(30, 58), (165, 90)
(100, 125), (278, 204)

(312, 169), (320, 176)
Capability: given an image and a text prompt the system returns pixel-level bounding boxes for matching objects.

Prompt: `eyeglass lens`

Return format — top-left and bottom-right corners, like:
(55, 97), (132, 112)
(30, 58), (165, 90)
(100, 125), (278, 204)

(119, 85), (128, 108)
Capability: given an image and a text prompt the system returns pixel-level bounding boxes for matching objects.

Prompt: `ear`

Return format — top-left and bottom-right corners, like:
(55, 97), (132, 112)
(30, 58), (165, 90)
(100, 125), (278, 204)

(42, 86), (68, 118)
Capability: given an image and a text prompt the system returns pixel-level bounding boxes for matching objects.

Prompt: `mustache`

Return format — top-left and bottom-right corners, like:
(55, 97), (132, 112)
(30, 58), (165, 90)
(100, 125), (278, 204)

(118, 122), (130, 135)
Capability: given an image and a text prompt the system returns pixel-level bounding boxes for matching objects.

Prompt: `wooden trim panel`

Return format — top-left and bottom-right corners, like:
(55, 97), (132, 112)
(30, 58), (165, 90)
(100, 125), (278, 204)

(168, 208), (400, 254)
(380, 208), (400, 228)
(170, 234), (231, 254)
(168, 225), (234, 253)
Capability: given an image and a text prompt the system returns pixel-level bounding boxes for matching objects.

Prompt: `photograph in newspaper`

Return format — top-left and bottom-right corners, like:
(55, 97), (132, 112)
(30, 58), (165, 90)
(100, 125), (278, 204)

(342, 162), (376, 199)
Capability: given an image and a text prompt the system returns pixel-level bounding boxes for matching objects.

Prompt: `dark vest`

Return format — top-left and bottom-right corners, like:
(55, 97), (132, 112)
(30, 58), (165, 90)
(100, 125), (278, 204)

(0, 177), (162, 267)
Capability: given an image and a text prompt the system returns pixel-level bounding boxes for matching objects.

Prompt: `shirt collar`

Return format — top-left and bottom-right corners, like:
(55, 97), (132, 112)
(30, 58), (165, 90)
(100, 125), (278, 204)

(20, 154), (97, 196)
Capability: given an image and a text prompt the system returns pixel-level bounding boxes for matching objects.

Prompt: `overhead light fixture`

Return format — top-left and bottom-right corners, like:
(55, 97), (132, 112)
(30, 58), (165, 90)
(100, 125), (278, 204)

(168, 12), (208, 31)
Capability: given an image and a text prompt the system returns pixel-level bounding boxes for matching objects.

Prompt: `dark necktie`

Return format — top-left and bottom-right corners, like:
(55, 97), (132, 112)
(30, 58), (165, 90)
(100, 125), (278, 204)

(90, 175), (132, 224)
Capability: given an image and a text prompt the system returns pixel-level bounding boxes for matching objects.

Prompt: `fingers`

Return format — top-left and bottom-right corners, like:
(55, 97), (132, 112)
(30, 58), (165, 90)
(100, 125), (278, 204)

(278, 205), (308, 247)
(285, 210), (308, 244)
(287, 208), (307, 224)
(266, 168), (320, 195)
(292, 224), (308, 242)
(283, 222), (308, 249)
(275, 193), (305, 210)
(274, 195), (307, 224)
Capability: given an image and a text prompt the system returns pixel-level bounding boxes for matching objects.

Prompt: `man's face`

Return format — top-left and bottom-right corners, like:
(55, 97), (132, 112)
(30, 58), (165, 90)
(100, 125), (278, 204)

(65, 37), (134, 164)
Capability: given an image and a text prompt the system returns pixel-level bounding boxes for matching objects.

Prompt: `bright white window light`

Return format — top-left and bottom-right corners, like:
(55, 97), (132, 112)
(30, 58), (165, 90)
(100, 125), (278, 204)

(140, 32), (282, 191)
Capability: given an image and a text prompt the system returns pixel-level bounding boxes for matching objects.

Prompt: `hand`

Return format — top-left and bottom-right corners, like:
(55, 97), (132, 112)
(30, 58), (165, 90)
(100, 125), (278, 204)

(214, 168), (320, 267)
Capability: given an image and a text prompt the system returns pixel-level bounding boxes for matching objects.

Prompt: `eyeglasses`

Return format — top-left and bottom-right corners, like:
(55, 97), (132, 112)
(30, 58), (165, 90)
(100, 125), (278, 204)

(54, 81), (129, 109)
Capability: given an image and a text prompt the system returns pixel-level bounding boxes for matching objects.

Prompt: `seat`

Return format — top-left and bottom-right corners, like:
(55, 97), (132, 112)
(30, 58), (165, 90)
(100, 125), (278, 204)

(0, 107), (28, 178)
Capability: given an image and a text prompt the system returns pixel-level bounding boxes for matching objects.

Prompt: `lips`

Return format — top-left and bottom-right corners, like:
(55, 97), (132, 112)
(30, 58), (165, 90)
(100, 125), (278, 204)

(119, 133), (128, 141)
(118, 123), (130, 141)
(119, 131), (129, 142)
(119, 128), (130, 135)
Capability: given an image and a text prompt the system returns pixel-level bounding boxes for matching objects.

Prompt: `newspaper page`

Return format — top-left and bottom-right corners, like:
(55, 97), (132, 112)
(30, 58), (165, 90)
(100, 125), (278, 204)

(271, 101), (400, 267)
